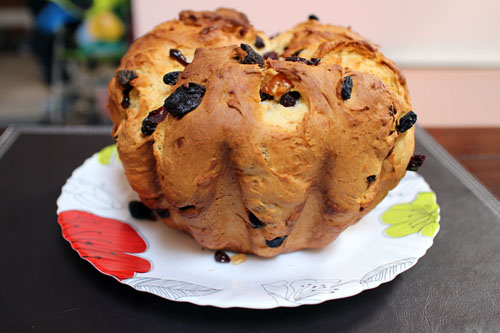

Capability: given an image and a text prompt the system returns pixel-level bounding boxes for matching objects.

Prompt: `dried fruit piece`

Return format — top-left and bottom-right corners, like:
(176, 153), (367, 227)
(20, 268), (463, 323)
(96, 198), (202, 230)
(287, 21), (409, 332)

(261, 73), (293, 97)
(280, 91), (301, 107)
(407, 154), (426, 171)
(266, 235), (288, 248)
(397, 111), (417, 133)
(231, 253), (247, 265)
(286, 56), (308, 64)
(249, 212), (265, 228)
(239, 26), (249, 37)
(163, 71), (181, 85)
(292, 49), (304, 56)
(285, 56), (321, 66)
(263, 51), (278, 60)
(309, 14), (319, 20)
(259, 91), (274, 101)
(155, 208), (170, 218)
(239, 44), (265, 66)
(214, 250), (230, 263)
(169, 49), (189, 66)
(367, 175), (376, 183)
(141, 106), (168, 136)
(309, 58), (321, 66)
(255, 36), (265, 49)
(389, 104), (396, 116)
(116, 70), (137, 108)
(164, 83), (206, 119)
(121, 89), (131, 108)
(341, 76), (353, 100)
(116, 69), (137, 86)
(129, 200), (155, 220)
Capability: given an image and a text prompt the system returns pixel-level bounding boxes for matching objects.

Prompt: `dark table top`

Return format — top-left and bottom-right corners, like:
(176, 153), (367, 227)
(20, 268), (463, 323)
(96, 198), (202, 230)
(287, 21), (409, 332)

(1, 125), (500, 332)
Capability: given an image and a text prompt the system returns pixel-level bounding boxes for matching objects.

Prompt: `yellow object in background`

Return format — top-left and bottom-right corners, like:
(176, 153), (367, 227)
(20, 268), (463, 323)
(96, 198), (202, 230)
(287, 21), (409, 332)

(88, 11), (125, 41)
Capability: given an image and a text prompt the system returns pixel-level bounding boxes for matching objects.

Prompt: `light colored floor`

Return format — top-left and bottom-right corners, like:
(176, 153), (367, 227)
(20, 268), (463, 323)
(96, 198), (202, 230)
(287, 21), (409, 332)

(0, 52), (48, 124)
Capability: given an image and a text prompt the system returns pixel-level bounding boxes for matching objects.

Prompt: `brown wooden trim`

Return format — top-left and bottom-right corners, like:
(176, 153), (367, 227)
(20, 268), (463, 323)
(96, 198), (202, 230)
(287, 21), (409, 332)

(425, 127), (500, 200)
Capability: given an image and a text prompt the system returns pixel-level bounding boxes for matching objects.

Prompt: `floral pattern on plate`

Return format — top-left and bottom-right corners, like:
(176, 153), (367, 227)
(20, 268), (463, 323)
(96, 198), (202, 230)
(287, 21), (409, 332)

(57, 145), (440, 309)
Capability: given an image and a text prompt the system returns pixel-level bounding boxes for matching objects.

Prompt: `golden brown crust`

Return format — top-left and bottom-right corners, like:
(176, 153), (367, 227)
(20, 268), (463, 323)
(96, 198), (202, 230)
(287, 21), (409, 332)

(179, 8), (251, 29)
(108, 9), (416, 257)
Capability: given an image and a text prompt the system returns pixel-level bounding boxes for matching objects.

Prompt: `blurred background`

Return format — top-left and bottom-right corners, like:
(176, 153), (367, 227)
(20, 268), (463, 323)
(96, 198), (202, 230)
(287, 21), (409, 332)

(0, 0), (499, 126)
(0, 0), (131, 125)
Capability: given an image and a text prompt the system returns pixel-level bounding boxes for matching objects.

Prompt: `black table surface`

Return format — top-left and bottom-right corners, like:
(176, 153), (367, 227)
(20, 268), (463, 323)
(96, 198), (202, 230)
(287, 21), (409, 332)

(1, 126), (500, 332)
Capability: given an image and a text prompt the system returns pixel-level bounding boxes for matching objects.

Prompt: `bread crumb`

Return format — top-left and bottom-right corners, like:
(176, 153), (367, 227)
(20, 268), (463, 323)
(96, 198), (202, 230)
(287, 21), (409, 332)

(231, 253), (247, 265)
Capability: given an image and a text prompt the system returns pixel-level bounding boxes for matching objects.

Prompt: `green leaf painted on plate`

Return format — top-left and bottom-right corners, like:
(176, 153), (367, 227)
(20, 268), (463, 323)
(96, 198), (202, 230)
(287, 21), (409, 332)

(382, 192), (439, 238)
(97, 144), (120, 165)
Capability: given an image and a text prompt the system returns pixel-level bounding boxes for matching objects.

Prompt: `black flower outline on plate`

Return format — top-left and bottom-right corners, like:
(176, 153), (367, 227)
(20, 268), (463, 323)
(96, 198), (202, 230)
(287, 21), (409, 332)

(262, 257), (417, 306)
(124, 277), (221, 300)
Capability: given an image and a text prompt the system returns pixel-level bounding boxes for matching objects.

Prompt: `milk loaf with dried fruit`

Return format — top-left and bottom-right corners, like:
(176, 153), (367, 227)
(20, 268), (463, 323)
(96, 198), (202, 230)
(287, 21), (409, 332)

(108, 8), (416, 257)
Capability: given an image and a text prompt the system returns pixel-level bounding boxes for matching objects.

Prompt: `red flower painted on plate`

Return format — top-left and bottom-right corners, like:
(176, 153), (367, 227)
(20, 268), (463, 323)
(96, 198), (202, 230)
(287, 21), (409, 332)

(58, 210), (151, 280)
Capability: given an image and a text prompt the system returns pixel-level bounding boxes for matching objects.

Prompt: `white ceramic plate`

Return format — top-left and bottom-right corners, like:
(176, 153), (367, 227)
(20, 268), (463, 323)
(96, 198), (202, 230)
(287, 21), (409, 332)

(56, 145), (440, 309)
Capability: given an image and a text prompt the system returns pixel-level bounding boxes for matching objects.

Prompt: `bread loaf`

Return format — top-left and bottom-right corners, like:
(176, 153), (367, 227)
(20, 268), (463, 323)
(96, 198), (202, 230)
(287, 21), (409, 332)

(108, 8), (416, 257)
